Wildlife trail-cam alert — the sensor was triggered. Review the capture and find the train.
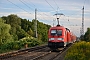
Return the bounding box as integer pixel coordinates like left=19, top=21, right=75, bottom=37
left=48, top=25, right=76, bottom=50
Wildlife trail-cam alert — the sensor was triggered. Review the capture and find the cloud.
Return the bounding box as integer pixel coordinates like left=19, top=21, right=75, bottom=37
left=1, top=0, right=90, bottom=37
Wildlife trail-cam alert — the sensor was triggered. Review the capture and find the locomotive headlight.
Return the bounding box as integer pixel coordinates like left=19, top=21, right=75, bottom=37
left=57, top=38, right=64, bottom=40
left=49, top=38, right=54, bottom=40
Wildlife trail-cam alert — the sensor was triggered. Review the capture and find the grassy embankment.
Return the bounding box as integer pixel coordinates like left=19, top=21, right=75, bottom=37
left=65, top=41, right=90, bottom=60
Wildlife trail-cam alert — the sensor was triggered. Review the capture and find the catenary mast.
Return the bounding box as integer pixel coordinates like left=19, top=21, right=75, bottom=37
left=82, top=6, right=84, bottom=35
left=35, top=9, right=37, bottom=38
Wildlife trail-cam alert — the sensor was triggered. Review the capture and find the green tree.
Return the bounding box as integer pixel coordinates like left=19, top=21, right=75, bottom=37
left=2, top=14, right=27, bottom=40
left=7, top=14, right=21, bottom=34
left=37, top=20, right=51, bottom=42
left=84, top=28, right=90, bottom=42
left=27, top=29, right=34, bottom=36
left=16, top=27, right=28, bottom=39
left=0, top=18, right=13, bottom=45
left=2, top=14, right=51, bottom=42
left=21, top=19, right=31, bottom=32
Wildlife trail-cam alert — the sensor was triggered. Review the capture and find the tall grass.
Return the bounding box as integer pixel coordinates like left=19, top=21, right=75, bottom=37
left=65, top=41, right=90, bottom=60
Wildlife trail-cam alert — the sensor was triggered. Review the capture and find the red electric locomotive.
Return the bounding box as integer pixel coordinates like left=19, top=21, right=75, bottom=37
left=48, top=25, right=71, bottom=50
left=48, top=13, right=76, bottom=50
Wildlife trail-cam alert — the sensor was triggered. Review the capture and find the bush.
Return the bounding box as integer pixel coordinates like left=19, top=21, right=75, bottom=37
left=0, top=37, right=43, bottom=53
left=20, top=38, right=42, bottom=47
left=65, top=41, right=90, bottom=60
left=0, top=41, right=21, bottom=50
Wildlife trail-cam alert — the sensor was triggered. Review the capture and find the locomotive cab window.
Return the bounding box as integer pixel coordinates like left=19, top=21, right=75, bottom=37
left=57, top=30, right=62, bottom=36
left=51, top=30, right=62, bottom=36
left=51, top=30, right=56, bottom=35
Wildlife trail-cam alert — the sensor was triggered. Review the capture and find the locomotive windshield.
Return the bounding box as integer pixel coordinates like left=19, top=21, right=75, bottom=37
left=51, top=30, right=62, bottom=36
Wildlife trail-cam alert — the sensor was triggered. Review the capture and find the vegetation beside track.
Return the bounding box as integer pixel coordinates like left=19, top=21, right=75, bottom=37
left=0, top=14, right=51, bottom=53
left=0, top=37, right=42, bottom=53
left=65, top=41, right=90, bottom=60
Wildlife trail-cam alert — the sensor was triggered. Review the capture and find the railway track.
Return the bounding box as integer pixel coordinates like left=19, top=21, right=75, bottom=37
left=0, top=44, right=72, bottom=60
left=31, top=44, right=72, bottom=60
left=31, top=48, right=65, bottom=60
left=0, top=45, right=48, bottom=60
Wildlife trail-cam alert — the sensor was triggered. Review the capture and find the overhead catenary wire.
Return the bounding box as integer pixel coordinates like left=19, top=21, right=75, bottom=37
left=45, top=0, right=56, bottom=11
left=20, top=0, right=54, bottom=21
left=7, top=0, right=31, bottom=14
left=26, top=0, right=54, bottom=18
left=26, top=0, right=36, bottom=8
left=53, top=0, right=58, bottom=9
left=52, top=0, right=78, bottom=27
left=44, top=0, right=65, bottom=25
left=7, top=0, right=57, bottom=24
left=19, top=0, right=34, bottom=11
left=53, top=0, right=62, bottom=13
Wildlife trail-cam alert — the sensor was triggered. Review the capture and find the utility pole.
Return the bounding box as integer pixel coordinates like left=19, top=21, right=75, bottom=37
left=82, top=6, right=84, bottom=35
left=35, top=8, right=37, bottom=38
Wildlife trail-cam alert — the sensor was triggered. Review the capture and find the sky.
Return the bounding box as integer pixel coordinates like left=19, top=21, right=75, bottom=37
left=0, top=0, right=90, bottom=37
